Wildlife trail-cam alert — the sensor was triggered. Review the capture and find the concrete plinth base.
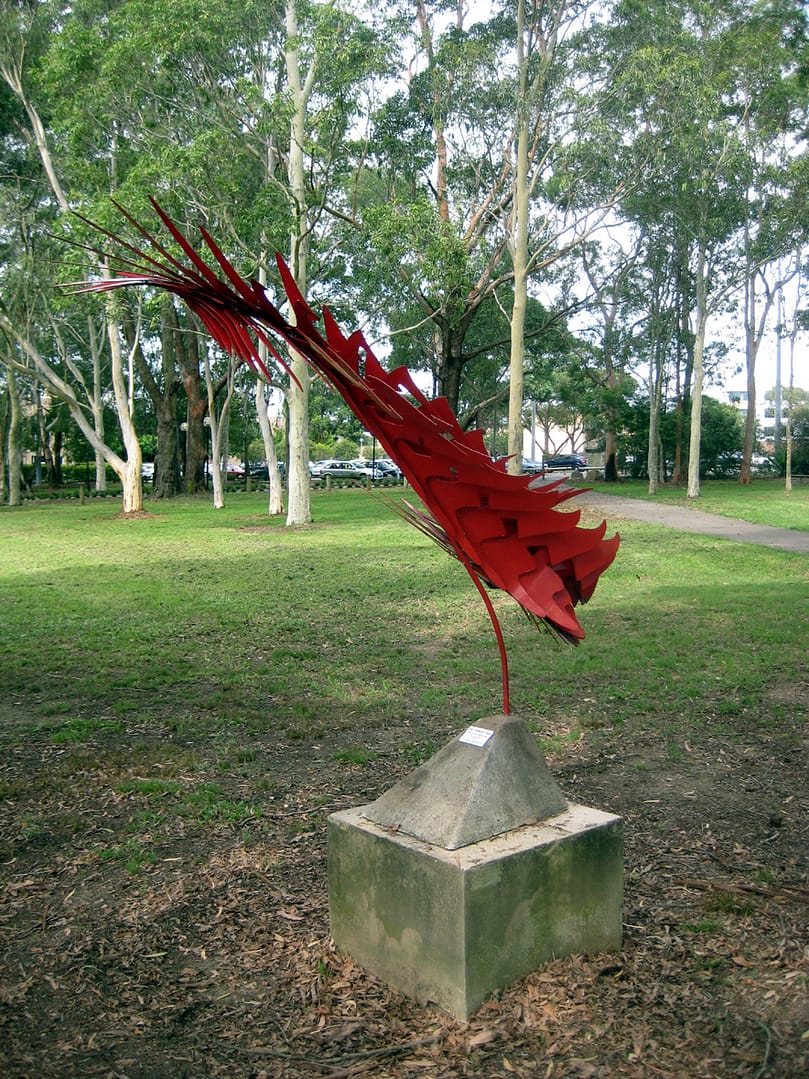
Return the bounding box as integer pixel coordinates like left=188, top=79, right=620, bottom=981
left=328, top=802, right=623, bottom=1020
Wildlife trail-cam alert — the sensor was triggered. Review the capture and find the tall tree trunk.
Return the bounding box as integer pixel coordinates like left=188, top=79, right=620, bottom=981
left=6, top=366, right=22, bottom=507
left=37, top=402, right=54, bottom=485
left=284, top=0, right=313, bottom=526
left=687, top=246, right=708, bottom=500
left=256, top=377, right=285, bottom=517
left=256, top=269, right=284, bottom=517
left=647, top=356, right=663, bottom=495
left=88, top=315, right=107, bottom=492
left=603, top=365, right=619, bottom=482
left=671, top=265, right=692, bottom=487
left=0, top=383, right=8, bottom=503
left=51, top=426, right=63, bottom=487
left=175, top=315, right=207, bottom=493
left=436, top=325, right=464, bottom=415
left=207, top=424, right=225, bottom=510
left=203, top=350, right=237, bottom=511
left=127, top=296, right=181, bottom=499
left=286, top=352, right=310, bottom=525
left=507, top=0, right=530, bottom=475
left=104, top=288, right=143, bottom=514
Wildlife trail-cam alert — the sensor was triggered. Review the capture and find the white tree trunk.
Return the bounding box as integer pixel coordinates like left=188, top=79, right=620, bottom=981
left=286, top=352, right=311, bottom=524
left=508, top=130, right=528, bottom=473
left=104, top=292, right=143, bottom=513
left=203, top=351, right=237, bottom=510
left=686, top=241, right=710, bottom=499
left=507, top=0, right=530, bottom=475
left=0, top=54, right=70, bottom=215
left=687, top=333, right=705, bottom=499
left=284, top=0, right=313, bottom=526
left=256, top=267, right=285, bottom=517
left=256, top=378, right=285, bottom=517
left=88, top=316, right=107, bottom=492
left=647, top=361, right=663, bottom=495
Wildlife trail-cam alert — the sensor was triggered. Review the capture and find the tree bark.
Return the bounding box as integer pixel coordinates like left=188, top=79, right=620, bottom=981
left=87, top=316, right=107, bottom=492
left=256, top=378, right=285, bottom=517
left=687, top=245, right=708, bottom=500
left=104, top=289, right=143, bottom=514
left=125, top=295, right=181, bottom=499
left=256, top=269, right=285, bottom=517
left=507, top=0, right=530, bottom=476
left=284, top=0, right=313, bottom=526
left=647, top=358, right=663, bottom=495
left=6, top=366, right=22, bottom=507
left=175, top=313, right=207, bottom=493
left=0, top=382, right=8, bottom=503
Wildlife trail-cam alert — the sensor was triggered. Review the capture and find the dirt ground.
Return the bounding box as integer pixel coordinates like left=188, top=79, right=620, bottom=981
left=0, top=688, right=807, bottom=1079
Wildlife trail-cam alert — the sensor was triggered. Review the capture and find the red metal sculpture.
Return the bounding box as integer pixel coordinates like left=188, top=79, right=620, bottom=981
left=76, top=200, right=619, bottom=713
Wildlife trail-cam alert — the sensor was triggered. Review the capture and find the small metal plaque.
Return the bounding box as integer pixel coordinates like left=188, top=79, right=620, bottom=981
left=458, top=725, right=494, bottom=748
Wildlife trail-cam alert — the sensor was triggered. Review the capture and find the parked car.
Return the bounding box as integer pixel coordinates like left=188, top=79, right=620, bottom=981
left=227, top=464, right=246, bottom=479
left=492, top=456, right=545, bottom=475
left=544, top=454, right=588, bottom=472
left=309, top=460, right=335, bottom=477
left=751, top=454, right=778, bottom=475
left=141, top=461, right=155, bottom=481
left=521, top=458, right=545, bottom=474
left=374, top=459, right=403, bottom=478
left=365, top=462, right=396, bottom=480
left=320, top=460, right=374, bottom=479
left=250, top=461, right=285, bottom=480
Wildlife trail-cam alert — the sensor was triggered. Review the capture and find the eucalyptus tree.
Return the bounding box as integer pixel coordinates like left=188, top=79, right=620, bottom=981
left=0, top=0, right=150, bottom=510
left=574, top=237, right=648, bottom=482
left=348, top=0, right=611, bottom=437
left=0, top=245, right=148, bottom=512
left=49, top=0, right=392, bottom=520
left=503, top=0, right=624, bottom=471
left=731, top=0, right=809, bottom=483
left=582, top=0, right=809, bottom=497
left=779, top=268, right=808, bottom=491
left=0, top=0, right=68, bottom=214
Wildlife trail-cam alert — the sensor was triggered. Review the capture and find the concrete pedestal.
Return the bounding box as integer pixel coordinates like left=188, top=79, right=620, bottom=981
left=328, top=802, right=623, bottom=1020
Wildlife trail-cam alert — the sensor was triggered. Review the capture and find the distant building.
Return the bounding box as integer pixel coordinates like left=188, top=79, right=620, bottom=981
left=725, top=387, right=785, bottom=450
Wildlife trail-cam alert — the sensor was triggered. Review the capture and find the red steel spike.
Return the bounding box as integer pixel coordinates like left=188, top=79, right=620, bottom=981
left=73, top=202, right=620, bottom=711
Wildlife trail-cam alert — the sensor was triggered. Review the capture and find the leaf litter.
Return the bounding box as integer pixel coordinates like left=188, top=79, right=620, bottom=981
left=0, top=702, right=806, bottom=1078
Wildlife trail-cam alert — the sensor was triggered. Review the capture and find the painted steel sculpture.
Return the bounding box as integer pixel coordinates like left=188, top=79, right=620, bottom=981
left=75, top=200, right=619, bottom=713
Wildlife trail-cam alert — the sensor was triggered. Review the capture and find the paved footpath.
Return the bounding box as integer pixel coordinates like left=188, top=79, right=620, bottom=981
left=575, top=489, right=809, bottom=555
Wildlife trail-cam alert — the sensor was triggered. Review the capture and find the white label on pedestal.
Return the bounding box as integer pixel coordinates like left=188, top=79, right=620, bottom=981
left=458, top=725, right=494, bottom=748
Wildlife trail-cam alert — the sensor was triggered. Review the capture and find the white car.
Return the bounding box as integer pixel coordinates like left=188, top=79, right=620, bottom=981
left=320, top=460, right=374, bottom=479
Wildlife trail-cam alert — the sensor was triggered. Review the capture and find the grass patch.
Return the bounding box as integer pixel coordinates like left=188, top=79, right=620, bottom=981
left=333, top=747, right=379, bottom=766
left=99, top=837, right=156, bottom=875
left=178, top=782, right=260, bottom=823
left=50, top=718, right=124, bottom=743
left=1, top=487, right=806, bottom=747
left=702, top=892, right=755, bottom=917
left=683, top=919, right=721, bottom=934
left=117, top=778, right=183, bottom=797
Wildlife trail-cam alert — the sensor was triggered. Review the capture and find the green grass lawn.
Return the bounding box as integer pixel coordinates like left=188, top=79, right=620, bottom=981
left=589, top=477, right=809, bottom=531
left=1, top=487, right=806, bottom=743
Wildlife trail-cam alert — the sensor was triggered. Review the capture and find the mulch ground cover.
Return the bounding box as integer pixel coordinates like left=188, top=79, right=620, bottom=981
left=1, top=701, right=807, bottom=1078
